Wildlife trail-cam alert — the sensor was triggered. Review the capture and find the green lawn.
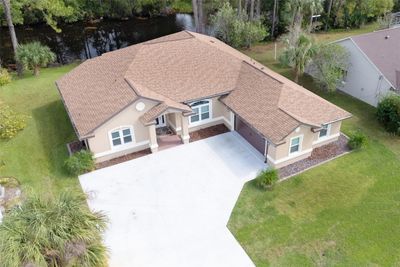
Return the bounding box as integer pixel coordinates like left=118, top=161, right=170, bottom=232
left=0, top=65, right=80, bottom=196
left=228, top=25, right=400, bottom=266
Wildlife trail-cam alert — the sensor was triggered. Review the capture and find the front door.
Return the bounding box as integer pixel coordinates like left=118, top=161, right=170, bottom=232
left=155, top=115, right=166, bottom=128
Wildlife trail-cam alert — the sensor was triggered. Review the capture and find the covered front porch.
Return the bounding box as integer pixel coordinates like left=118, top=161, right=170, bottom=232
left=96, top=123, right=229, bottom=169
left=146, top=112, right=190, bottom=153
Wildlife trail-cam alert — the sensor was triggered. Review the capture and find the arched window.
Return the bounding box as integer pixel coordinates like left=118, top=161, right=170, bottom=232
left=189, top=100, right=211, bottom=124
left=109, top=126, right=134, bottom=148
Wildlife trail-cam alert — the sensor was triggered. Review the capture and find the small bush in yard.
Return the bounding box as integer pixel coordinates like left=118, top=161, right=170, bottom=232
left=348, top=131, right=367, bottom=150
left=377, top=95, right=400, bottom=134
left=64, top=150, right=95, bottom=175
left=0, top=68, right=11, bottom=86
left=0, top=105, right=27, bottom=140
left=256, top=168, right=279, bottom=190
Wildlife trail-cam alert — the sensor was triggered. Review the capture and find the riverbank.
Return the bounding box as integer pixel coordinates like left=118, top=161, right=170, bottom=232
left=0, top=14, right=196, bottom=66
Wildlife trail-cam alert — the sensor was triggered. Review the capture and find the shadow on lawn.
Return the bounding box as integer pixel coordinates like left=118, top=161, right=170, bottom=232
left=32, top=100, right=77, bottom=178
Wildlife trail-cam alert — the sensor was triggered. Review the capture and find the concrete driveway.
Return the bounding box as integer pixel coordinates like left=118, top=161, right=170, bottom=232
left=79, top=132, right=265, bottom=267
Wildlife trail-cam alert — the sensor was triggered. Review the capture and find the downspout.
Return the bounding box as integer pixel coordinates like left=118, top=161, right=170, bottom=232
left=264, top=139, right=269, bottom=164
left=376, top=75, right=384, bottom=98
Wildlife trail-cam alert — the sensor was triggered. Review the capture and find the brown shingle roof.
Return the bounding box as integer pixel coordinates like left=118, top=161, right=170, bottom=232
left=350, top=27, right=400, bottom=89
left=56, top=45, right=141, bottom=138
left=57, top=31, right=351, bottom=143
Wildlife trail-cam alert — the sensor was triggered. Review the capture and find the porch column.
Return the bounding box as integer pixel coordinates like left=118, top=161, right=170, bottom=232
left=181, top=115, right=190, bottom=144
left=148, top=124, right=158, bottom=153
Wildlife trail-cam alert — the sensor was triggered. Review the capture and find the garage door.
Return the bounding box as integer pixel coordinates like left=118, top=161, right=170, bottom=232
left=235, top=116, right=265, bottom=155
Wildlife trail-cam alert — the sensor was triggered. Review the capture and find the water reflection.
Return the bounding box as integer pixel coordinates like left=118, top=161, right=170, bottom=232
left=0, top=14, right=197, bottom=65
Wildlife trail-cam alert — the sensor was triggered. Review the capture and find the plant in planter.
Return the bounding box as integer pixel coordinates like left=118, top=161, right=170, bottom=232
left=64, top=150, right=95, bottom=176
left=348, top=131, right=367, bottom=150
left=256, top=168, right=279, bottom=190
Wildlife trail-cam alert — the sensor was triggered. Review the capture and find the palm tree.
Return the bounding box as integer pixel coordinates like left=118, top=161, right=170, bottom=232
left=15, top=42, right=56, bottom=76
left=0, top=192, right=108, bottom=267
left=280, top=29, right=318, bottom=83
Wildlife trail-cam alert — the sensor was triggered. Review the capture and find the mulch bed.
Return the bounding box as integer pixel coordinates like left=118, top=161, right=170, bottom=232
left=190, top=124, right=229, bottom=142
left=279, top=134, right=350, bottom=179
left=95, top=149, right=151, bottom=170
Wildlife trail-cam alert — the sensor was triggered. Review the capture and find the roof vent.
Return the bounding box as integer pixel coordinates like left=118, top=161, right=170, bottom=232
left=385, top=35, right=390, bottom=39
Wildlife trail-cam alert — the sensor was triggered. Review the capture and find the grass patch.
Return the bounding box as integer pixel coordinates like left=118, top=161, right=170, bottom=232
left=229, top=23, right=400, bottom=266
left=0, top=65, right=80, bottom=196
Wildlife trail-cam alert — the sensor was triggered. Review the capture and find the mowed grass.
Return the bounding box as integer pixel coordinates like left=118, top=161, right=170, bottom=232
left=229, top=25, right=400, bottom=266
left=0, top=65, right=80, bottom=196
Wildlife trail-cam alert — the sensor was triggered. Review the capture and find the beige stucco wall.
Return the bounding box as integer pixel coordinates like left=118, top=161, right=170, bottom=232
left=188, top=97, right=232, bottom=132
left=267, top=121, right=342, bottom=168
left=88, top=98, right=158, bottom=162
left=312, top=121, right=342, bottom=148
left=166, top=113, right=182, bottom=133
left=88, top=96, right=232, bottom=162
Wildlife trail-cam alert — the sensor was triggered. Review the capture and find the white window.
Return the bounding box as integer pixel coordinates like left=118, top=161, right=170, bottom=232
left=289, top=136, right=302, bottom=154
left=319, top=124, right=331, bottom=139
left=110, top=127, right=134, bottom=147
left=189, top=100, right=211, bottom=124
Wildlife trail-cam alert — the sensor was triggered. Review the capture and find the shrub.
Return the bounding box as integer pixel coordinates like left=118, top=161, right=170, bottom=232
left=211, top=2, right=268, bottom=48
left=15, top=42, right=56, bottom=76
left=171, top=0, right=192, bottom=13
left=64, top=150, right=95, bottom=175
left=377, top=95, right=400, bottom=134
left=0, top=192, right=108, bottom=267
left=0, top=105, right=27, bottom=140
left=308, top=43, right=350, bottom=92
left=256, top=168, right=279, bottom=190
left=0, top=68, right=11, bottom=86
left=348, top=131, right=367, bottom=150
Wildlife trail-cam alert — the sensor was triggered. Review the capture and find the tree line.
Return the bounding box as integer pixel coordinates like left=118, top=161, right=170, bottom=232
left=1, top=0, right=398, bottom=32
left=0, top=0, right=398, bottom=73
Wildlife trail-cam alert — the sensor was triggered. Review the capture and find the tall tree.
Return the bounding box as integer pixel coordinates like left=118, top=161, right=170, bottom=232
left=192, top=0, right=204, bottom=33
left=325, top=0, right=334, bottom=31
left=308, top=0, right=323, bottom=32
left=255, top=0, right=261, bottom=19
left=0, top=0, right=22, bottom=75
left=271, top=0, right=279, bottom=38
left=250, top=0, right=255, bottom=20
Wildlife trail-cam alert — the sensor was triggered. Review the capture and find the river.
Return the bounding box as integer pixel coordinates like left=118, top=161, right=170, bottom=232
left=0, top=14, right=201, bottom=65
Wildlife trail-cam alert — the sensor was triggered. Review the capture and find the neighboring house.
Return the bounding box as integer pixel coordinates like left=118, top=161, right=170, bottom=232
left=56, top=31, right=351, bottom=168
left=334, top=27, right=400, bottom=107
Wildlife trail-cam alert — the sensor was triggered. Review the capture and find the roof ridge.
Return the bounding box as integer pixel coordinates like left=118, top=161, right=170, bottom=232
left=142, top=31, right=194, bottom=45
left=241, top=60, right=284, bottom=85
left=351, top=26, right=400, bottom=40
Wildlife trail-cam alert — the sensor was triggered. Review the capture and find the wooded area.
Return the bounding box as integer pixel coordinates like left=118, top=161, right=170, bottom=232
left=1, top=0, right=399, bottom=34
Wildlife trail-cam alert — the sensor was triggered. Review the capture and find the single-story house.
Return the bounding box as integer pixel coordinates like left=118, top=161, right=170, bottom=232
left=334, top=27, right=400, bottom=107
left=56, top=31, right=351, bottom=168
